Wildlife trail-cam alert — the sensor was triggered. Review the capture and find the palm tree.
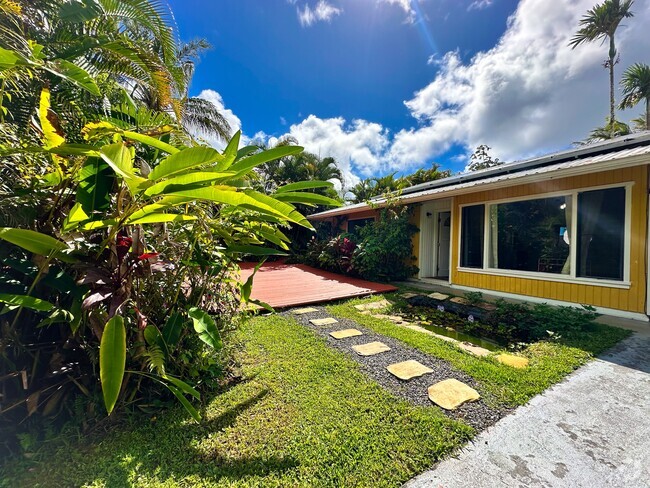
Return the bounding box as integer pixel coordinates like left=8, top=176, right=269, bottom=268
left=570, top=0, right=634, bottom=137
left=581, top=117, right=631, bottom=144
left=619, top=63, right=650, bottom=130
left=133, top=38, right=232, bottom=142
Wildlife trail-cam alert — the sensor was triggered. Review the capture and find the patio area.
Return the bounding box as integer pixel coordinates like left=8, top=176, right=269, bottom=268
left=239, top=261, right=397, bottom=308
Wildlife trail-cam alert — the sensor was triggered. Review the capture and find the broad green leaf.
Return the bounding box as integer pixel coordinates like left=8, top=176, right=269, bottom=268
left=100, top=143, right=149, bottom=194
left=0, top=228, right=74, bottom=262
left=37, top=308, right=74, bottom=328
left=100, top=315, right=126, bottom=415
left=0, top=46, right=33, bottom=70
left=241, top=260, right=265, bottom=303
left=165, top=186, right=303, bottom=226
left=39, top=88, right=65, bottom=149
left=188, top=307, right=222, bottom=350
left=44, top=59, right=100, bottom=96
left=221, top=131, right=241, bottom=168
left=76, top=157, right=113, bottom=215
left=144, top=171, right=235, bottom=197
left=243, top=190, right=313, bottom=229
left=62, top=202, right=90, bottom=231
left=275, top=181, right=334, bottom=193
left=144, top=324, right=167, bottom=355
left=236, top=145, right=258, bottom=160
left=127, top=213, right=197, bottom=225
left=0, top=293, right=54, bottom=312
left=122, top=130, right=178, bottom=155
left=227, top=245, right=287, bottom=256
left=273, top=191, right=342, bottom=207
left=228, top=145, right=303, bottom=176
left=162, top=312, right=184, bottom=350
left=148, top=147, right=225, bottom=181
left=165, top=383, right=201, bottom=422
left=162, top=375, right=200, bottom=400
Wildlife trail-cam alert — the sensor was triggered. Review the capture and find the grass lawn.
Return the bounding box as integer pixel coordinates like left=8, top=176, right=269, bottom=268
left=2, top=294, right=631, bottom=487
left=2, top=313, right=472, bottom=488
left=328, top=294, right=632, bottom=407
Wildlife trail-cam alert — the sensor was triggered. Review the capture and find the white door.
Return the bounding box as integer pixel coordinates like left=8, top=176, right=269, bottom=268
left=436, top=211, right=451, bottom=278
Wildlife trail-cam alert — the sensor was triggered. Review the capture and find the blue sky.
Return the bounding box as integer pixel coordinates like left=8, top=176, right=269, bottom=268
left=168, top=0, right=650, bottom=187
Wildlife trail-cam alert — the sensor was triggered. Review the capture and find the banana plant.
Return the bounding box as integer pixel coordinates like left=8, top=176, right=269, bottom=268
left=0, top=87, right=341, bottom=419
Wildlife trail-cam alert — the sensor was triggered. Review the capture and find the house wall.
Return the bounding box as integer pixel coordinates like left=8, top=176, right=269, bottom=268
left=449, top=165, right=649, bottom=313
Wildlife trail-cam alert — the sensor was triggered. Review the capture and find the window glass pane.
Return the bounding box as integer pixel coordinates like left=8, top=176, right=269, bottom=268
left=488, top=196, right=570, bottom=274
left=577, top=187, right=625, bottom=280
left=460, top=205, right=484, bottom=268
left=347, top=218, right=374, bottom=236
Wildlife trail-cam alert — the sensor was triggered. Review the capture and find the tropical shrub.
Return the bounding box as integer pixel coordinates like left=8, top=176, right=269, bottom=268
left=351, top=206, right=419, bottom=282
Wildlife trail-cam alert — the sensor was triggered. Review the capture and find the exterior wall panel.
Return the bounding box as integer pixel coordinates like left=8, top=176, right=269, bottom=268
left=450, top=165, right=648, bottom=312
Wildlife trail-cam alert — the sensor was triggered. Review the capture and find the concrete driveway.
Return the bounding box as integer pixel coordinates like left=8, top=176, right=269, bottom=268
left=405, top=333, right=650, bottom=488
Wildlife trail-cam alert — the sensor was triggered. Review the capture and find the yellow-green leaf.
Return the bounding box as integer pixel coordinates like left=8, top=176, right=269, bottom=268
left=100, top=315, right=126, bottom=415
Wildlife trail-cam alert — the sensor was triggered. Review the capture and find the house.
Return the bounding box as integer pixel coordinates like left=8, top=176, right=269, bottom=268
left=309, top=132, right=650, bottom=321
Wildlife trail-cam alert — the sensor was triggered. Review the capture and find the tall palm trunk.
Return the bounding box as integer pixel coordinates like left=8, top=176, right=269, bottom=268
left=646, top=98, right=650, bottom=129
left=609, top=36, right=616, bottom=137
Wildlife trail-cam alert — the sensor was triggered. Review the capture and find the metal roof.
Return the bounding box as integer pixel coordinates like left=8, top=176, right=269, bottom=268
left=310, top=133, right=650, bottom=220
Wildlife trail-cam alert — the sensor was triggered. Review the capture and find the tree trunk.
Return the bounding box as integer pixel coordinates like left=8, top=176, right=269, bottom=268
left=609, top=37, right=616, bottom=138
left=646, top=98, right=649, bottom=130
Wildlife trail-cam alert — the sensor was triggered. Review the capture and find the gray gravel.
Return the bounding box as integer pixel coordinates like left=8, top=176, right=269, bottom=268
left=285, top=306, right=509, bottom=432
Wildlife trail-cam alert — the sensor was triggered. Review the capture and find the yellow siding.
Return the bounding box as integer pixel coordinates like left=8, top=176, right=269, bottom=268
left=450, top=165, right=648, bottom=313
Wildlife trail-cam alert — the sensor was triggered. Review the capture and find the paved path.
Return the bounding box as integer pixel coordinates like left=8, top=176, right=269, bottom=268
left=405, top=333, right=650, bottom=488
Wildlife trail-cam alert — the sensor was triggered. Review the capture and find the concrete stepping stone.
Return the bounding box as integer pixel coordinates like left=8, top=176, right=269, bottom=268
left=352, top=341, right=391, bottom=356
left=450, top=296, right=470, bottom=305
left=310, top=317, right=338, bottom=326
left=386, top=360, right=434, bottom=380
left=371, top=313, right=408, bottom=324
left=428, top=292, right=450, bottom=300
left=400, top=292, right=419, bottom=299
left=354, top=299, right=390, bottom=311
left=293, top=307, right=319, bottom=314
left=458, top=342, right=492, bottom=357
left=330, top=328, right=363, bottom=339
left=496, top=354, right=529, bottom=369
left=428, top=378, right=480, bottom=410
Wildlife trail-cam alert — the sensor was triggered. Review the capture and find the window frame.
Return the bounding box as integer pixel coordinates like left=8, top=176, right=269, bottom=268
left=457, top=182, right=633, bottom=288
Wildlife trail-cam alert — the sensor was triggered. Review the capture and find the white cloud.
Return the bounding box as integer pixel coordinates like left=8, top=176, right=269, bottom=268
left=467, top=0, right=493, bottom=11
left=395, top=0, right=650, bottom=164
left=194, top=89, right=241, bottom=149
left=380, top=0, right=417, bottom=23
left=297, top=0, right=342, bottom=27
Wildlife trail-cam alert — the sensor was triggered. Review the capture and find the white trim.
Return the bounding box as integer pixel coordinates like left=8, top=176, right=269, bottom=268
left=457, top=182, right=633, bottom=287
left=457, top=267, right=631, bottom=289
left=442, top=282, right=649, bottom=322
left=448, top=197, right=454, bottom=285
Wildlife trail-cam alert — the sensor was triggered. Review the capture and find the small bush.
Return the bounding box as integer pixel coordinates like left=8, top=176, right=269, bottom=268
left=351, top=206, right=419, bottom=282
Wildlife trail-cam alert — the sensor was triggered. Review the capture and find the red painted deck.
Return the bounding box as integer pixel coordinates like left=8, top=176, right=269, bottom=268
left=239, top=262, right=397, bottom=308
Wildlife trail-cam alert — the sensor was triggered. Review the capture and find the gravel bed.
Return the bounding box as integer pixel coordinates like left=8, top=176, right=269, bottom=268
left=285, top=306, right=509, bottom=432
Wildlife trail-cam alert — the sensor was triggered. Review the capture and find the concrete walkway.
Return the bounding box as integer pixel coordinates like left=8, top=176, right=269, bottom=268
left=405, top=333, right=650, bottom=488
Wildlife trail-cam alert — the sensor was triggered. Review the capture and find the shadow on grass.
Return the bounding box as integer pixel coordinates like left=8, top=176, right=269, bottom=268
left=57, top=384, right=299, bottom=487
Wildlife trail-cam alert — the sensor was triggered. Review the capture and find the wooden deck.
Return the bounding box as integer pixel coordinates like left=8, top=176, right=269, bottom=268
left=239, top=262, right=397, bottom=309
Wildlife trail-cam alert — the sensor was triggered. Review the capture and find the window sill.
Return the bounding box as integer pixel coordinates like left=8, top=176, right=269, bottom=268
left=456, top=267, right=631, bottom=289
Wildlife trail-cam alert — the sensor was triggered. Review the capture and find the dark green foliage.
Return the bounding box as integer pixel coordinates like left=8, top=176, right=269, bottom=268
left=351, top=206, right=419, bottom=282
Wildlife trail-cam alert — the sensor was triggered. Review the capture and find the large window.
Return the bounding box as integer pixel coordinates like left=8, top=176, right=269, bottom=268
left=488, top=196, right=570, bottom=274
left=577, top=187, right=625, bottom=280
left=460, top=204, right=484, bottom=268
left=459, top=186, right=629, bottom=283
